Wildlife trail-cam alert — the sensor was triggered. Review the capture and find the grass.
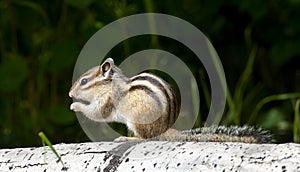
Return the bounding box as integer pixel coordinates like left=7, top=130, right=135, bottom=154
left=38, top=131, right=67, bottom=170
left=294, top=99, right=300, bottom=143
left=248, top=93, right=300, bottom=124
left=224, top=44, right=258, bottom=125
left=198, top=27, right=300, bottom=142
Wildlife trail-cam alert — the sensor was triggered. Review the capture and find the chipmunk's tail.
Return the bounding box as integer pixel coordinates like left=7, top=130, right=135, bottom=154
left=180, top=125, right=273, bottom=143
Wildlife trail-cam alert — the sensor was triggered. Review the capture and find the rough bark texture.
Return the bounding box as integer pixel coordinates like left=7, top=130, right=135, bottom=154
left=1, top=141, right=300, bottom=171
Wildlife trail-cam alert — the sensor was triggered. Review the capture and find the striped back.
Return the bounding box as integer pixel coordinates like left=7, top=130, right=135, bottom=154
left=131, top=73, right=179, bottom=129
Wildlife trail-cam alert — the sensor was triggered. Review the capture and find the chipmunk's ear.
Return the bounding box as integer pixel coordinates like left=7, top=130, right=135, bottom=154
left=100, top=58, right=114, bottom=77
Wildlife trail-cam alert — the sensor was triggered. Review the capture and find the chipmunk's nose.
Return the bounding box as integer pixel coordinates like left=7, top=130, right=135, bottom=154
left=69, top=89, right=74, bottom=98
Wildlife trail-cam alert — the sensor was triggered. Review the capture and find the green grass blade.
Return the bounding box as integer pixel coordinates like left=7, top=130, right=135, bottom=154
left=205, top=38, right=227, bottom=126
left=294, top=99, right=300, bottom=143
left=248, top=93, right=300, bottom=124
left=38, top=131, right=65, bottom=167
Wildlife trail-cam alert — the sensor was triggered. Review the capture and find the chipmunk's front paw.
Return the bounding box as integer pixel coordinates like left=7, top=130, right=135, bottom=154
left=114, top=136, right=143, bottom=142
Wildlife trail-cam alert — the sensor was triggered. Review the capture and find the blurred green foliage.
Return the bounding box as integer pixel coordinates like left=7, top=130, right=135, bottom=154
left=0, top=0, right=300, bottom=147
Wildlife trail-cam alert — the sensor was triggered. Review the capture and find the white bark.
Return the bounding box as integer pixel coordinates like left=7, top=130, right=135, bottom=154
left=0, top=141, right=300, bottom=171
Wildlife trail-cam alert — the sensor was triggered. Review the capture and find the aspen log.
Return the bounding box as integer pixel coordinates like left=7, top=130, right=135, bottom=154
left=1, top=141, right=300, bottom=171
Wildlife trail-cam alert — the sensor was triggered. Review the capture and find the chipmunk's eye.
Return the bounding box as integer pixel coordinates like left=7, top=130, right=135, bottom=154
left=80, top=78, right=88, bottom=86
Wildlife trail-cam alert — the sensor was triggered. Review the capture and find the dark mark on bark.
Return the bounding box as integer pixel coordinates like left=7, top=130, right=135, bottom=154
left=103, top=141, right=143, bottom=172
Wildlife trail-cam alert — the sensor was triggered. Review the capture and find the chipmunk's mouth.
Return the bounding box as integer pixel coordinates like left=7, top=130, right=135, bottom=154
left=72, top=98, right=90, bottom=105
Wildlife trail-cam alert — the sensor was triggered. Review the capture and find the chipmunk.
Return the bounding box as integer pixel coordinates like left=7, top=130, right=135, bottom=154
left=69, top=58, right=272, bottom=143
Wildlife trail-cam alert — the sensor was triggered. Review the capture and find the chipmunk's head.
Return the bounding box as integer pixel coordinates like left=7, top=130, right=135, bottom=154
left=69, top=58, right=124, bottom=121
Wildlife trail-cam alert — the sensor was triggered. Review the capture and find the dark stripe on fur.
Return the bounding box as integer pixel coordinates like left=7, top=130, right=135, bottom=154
left=129, top=85, right=162, bottom=109
left=101, top=97, right=115, bottom=119
left=131, top=75, right=173, bottom=124
left=81, top=78, right=112, bottom=91
left=170, top=88, right=178, bottom=126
